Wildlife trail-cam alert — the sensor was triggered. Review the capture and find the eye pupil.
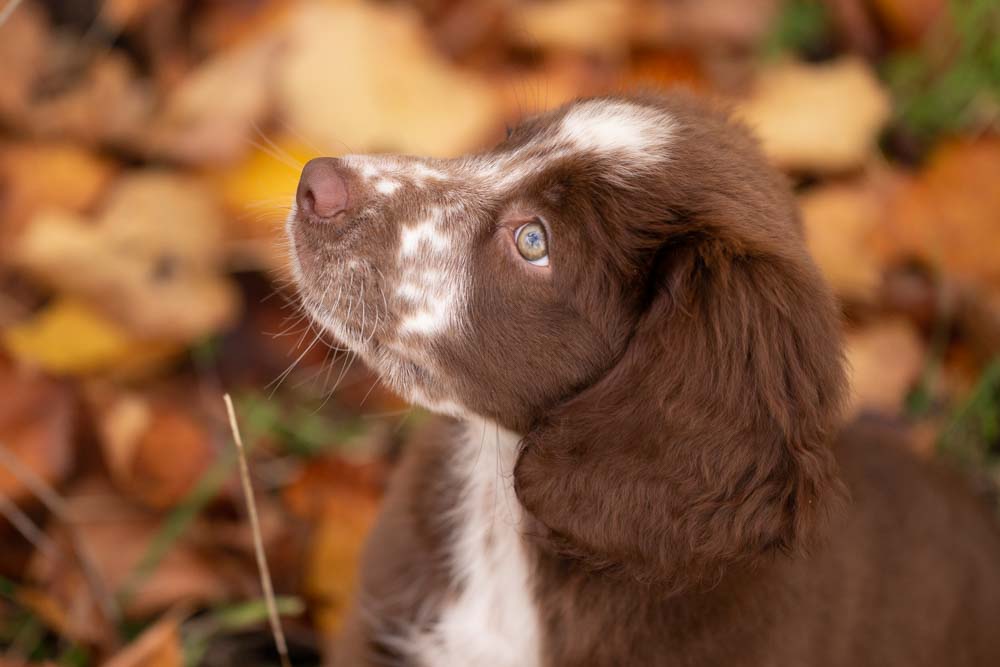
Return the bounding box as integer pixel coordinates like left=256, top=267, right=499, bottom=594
left=515, top=221, right=549, bottom=266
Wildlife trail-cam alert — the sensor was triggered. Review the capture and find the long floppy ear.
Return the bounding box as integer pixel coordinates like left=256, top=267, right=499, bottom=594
left=514, top=236, right=848, bottom=591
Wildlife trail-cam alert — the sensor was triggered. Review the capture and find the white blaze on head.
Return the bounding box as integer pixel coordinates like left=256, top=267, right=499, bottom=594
left=557, top=100, right=674, bottom=161
left=413, top=163, right=448, bottom=181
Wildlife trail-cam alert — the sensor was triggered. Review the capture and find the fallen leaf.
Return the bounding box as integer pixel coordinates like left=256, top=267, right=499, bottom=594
left=103, top=614, right=183, bottom=667
left=0, top=656, right=56, bottom=667
left=870, top=0, right=946, bottom=45
left=142, top=34, right=283, bottom=165
left=285, top=457, right=382, bottom=635
left=0, top=367, right=74, bottom=504
left=0, top=1, right=50, bottom=122
left=631, top=0, right=779, bottom=51
left=19, top=50, right=151, bottom=147
left=102, top=0, right=173, bottom=32
left=283, top=457, right=384, bottom=521
left=624, top=50, right=707, bottom=91
left=276, top=3, right=500, bottom=158
left=95, top=390, right=214, bottom=510
left=738, top=57, right=891, bottom=172
left=1, top=298, right=179, bottom=377
left=12, top=171, right=239, bottom=342
left=845, top=319, right=926, bottom=416
left=508, top=0, right=631, bottom=57
left=799, top=173, right=901, bottom=302
left=875, top=137, right=1000, bottom=295
left=212, top=138, right=318, bottom=274
left=0, top=141, right=117, bottom=241
left=495, top=57, right=603, bottom=126
left=27, top=478, right=234, bottom=624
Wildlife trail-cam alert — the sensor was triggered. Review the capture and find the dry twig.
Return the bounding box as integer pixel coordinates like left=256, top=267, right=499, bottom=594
left=223, top=393, right=293, bottom=667
left=0, top=0, right=23, bottom=28
left=0, top=490, right=60, bottom=561
left=0, top=444, right=121, bottom=642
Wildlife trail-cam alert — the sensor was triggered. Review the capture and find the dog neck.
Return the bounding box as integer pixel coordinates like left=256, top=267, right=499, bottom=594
left=407, top=415, right=542, bottom=666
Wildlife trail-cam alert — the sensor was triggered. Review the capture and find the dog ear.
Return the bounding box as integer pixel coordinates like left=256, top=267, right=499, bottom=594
left=514, top=238, right=849, bottom=591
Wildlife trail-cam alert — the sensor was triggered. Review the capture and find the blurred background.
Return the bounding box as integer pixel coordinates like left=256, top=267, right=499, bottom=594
left=0, top=0, right=998, bottom=664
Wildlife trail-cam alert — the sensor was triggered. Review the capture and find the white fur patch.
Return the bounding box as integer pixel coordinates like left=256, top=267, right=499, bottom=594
left=399, top=213, right=446, bottom=257
left=409, top=418, right=541, bottom=667
left=413, top=163, right=448, bottom=180
left=558, top=99, right=672, bottom=157
left=375, top=178, right=401, bottom=195
left=395, top=204, right=467, bottom=339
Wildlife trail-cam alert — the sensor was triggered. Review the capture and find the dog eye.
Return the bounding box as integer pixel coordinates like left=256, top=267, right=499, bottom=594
left=515, top=221, right=549, bottom=266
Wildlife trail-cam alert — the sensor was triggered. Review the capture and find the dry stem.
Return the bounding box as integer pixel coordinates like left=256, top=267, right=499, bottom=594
left=223, top=393, right=292, bottom=667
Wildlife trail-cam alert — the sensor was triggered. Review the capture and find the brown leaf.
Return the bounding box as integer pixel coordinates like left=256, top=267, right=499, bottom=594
left=94, top=390, right=214, bottom=510
left=0, top=367, right=74, bottom=504
left=0, top=1, right=50, bottom=121
left=799, top=172, right=902, bottom=302
left=142, top=35, right=283, bottom=165
left=103, top=614, right=183, bottom=667
left=845, top=319, right=926, bottom=416
left=27, top=478, right=233, bottom=625
left=12, top=171, right=239, bottom=342
left=876, top=137, right=1000, bottom=295
left=0, top=141, right=117, bottom=242
left=19, top=51, right=152, bottom=147
left=738, top=57, right=891, bottom=173
left=870, top=0, right=946, bottom=45
left=631, top=0, right=779, bottom=51
left=508, top=0, right=631, bottom=57
left=285, top=457, right=382, bottom=635
left=276, top=3, right=500, bottom=157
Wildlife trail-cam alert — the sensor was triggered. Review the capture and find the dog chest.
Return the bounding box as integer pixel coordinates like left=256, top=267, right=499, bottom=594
left=408, top=418, right=542, bottom=667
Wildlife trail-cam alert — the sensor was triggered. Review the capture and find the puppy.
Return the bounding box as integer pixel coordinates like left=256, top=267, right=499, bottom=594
left=287, top=92, right=1000, bottom=666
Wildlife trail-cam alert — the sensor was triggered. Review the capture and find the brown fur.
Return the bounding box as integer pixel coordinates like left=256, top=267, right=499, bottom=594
left=288, top=92, right=1000, bottom=666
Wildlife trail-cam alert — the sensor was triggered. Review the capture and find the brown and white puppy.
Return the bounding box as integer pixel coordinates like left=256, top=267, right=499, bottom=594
left=287, top=92, right=1000, bottom=667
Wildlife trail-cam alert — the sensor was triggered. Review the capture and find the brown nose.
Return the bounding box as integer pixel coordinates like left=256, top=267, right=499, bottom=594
left=296, top=158, right=349, bottom=220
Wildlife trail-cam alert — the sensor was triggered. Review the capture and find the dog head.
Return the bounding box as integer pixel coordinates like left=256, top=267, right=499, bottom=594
left=288, top=92, right=847, bottom=588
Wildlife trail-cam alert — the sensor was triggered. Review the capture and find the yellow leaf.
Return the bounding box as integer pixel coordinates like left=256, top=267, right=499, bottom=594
left=276, top=3, right=500, bottom=159
left=211, top=138, right=318, bottom=273
left=214, top=138, right=316, bottom=220
left=738, top=57, right=891, bottom=173
left=2, top=299, right=177, bottom=377
left=306, top=504, right=378, bottom=636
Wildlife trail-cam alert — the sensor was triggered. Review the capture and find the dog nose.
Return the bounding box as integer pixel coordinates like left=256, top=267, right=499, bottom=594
left=296, top=158, right=349, bottom=220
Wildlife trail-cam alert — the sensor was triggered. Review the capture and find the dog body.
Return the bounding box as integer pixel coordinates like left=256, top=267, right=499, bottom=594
left=334, top=417, right=1000, bottom=667
left=287, top=92, right=1000, bottom=666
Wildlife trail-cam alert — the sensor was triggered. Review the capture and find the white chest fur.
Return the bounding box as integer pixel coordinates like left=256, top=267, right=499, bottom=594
left=410, top=417, right=542, bottom=667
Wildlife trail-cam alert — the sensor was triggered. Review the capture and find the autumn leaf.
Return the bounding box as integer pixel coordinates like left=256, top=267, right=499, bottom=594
left=508, top=0, right=631, bottom=57
left=276, top=3, right=500, bottom=158
left=12, top=171, right=239, bottom=342
left=103, top=614, right=183, bottom=667
left=284, top=457, right=383, bottom=635
left=1, top=298, right=178, bottom=377
left=93, top=390, right=215, bottom=510
left=876, top=137, right=1000, bottom=295
left=738, top=57, right=891, bottom=172
left=799, top=171, right=904, bottom=302
left=0, top=142, right=117, bottom=242
left=0, top=368, right=74, bottom=504
left=845, top=319, right=927, bottom=416
left=27, top=479, right=234, bottom=623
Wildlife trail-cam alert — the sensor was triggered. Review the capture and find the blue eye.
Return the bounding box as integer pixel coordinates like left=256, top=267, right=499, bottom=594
left=515, top=221, right=549, bottom=267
